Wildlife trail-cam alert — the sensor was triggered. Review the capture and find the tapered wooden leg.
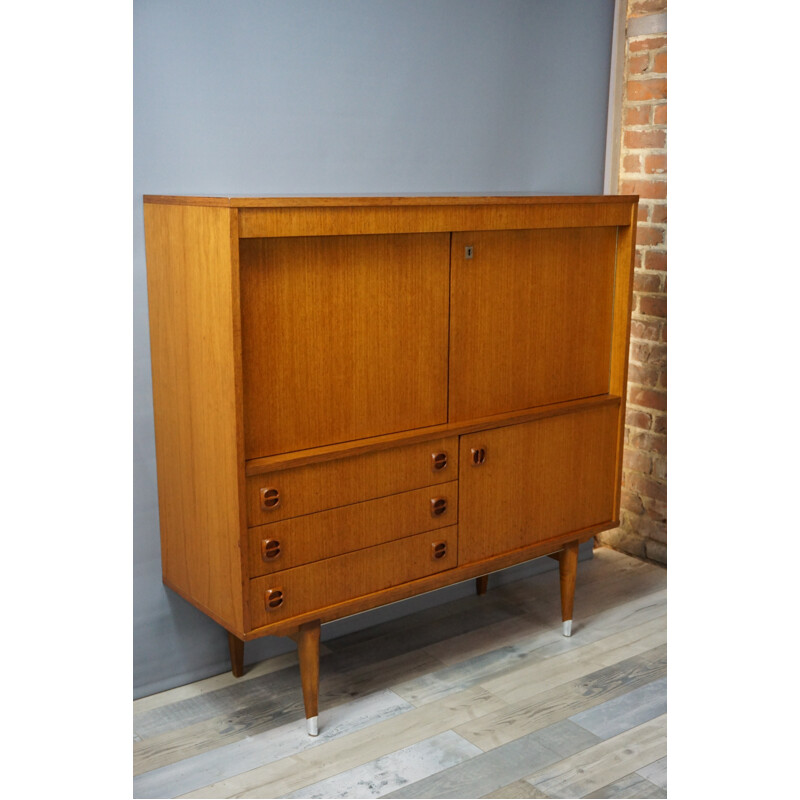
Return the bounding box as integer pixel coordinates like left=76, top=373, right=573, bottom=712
left=296, top=619, right=321, bottom=736
left=476, top=575, right=489, bottom=595
left=228, top=632, right=245, bottom=678
left=558, top=541, right=579, bottom=637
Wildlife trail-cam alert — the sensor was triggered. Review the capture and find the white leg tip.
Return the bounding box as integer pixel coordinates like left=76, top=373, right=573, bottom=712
left=307, top=716, right=318, bottom=736
left=562, top=620, right=572, bottom=637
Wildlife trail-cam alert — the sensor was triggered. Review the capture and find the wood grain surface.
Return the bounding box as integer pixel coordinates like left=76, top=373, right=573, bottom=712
left=143, top=202, right=246, bottom=632
left=248, top=527, right=459, bottom=627
left=245, top=437, right=458, bottom=525
left=237, top=202, right=632, bottom=238
left=248, top=482, right=458, bottom=577
left=458, top=405, right=619, bottom=563
left=449, top=227, right=617, bottom=421
left=239, top=233, right=450, bottom=458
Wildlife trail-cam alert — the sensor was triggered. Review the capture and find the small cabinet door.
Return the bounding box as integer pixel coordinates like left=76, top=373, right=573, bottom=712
left=458, top=404, right=619, bottom=564
left=449, top=227, right=618, bottom=421
left=240, top=233, right=450, bottom=458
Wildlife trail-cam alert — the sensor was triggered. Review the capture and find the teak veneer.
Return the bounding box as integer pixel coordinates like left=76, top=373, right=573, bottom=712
left=143, top=194, right=638, bottom=736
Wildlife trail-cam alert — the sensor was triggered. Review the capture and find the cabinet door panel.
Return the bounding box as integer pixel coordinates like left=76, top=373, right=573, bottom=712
left=240, top=233, right=450, bottom=458
left=458, top=405, right=619, bottom=564
left=449, top=228, right=617, bottom=421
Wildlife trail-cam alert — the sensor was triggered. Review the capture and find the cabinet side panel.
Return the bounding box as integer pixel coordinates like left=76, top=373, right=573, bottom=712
left=609, top=202, right=639, bottom=518
left=144, top=203, right=244, bottom=632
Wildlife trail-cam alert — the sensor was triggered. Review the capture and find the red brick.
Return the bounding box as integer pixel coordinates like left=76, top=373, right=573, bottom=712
left=630, top=431, right=666, bottom=455
left=653, top=103, right=667, bottom=125
left=658, top=367, right=667, bottom=389
left=653, top=414, right=667, bottom=434
left=633, top=271, right=662, bottom=293
left=634, top=250, right=642, bottom=270
left=642, top=519, right=669, bottom=545
left=637, top=204, right=650, bottom=222
left=627, top=53, right=650, bottom=75
left=621, top=179, right=667, bottom=200
left=628, top=362, right=660, bottom=387
left=652, top=50, right=667, bottom=74
left=651, top=203, right=667, bottom=223
left=635, top=225, right=665, bottom=246
left=628, top=386, right=667, bottom=411
left=626, top=472, right=667, bottom=503
left=623, top=154, right=642, bottom=174
left=627, top=78, right=667, bottom=102
left=620, top=488, right=646, bottom=514
left=630, top=341, right=650, bottom=362
left=644, top=497, right=667, bottom=520
left=644, top=250, right=667, bottom=270
left=628, top=36, right=667, bottom=53
left=652, top=455, right=667, bottom=481
left=639, top=294, right=667, bottom=317
left=630, top=319, right=662, bottom=341
left=646, top=343, right=667, bottom=364
left=629, top=0, right=667, bottom=15
left=624, top=448, right=652, bottom=474
left=645, top=154, right=667, bottom=174
left=630, top=341, right=667, bottom=364
left=624, top=105, right=651, bottom=126
left=626, top=409, right=652, bottom=429
left=623, top=128, right=666, bottom=149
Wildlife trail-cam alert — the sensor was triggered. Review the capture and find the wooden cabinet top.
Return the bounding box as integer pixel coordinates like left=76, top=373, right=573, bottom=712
left=144, top=194, right=637, bottom=208
left=144, top=195, right=638, bottom=239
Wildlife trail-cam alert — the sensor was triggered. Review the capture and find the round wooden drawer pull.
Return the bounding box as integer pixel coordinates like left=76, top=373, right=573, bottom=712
left=431, top=452, right=448, bottom=471
left=260, top=487, right=281, bottom=511
left=431, top=541, right=448, bottom=560
left=261, top=539, right=281, bottom=561
left=430, top=497, right=447, bottom=517
left=265, top=588, right=284, bottom=609
left=470, top=447, right=486, bottom=466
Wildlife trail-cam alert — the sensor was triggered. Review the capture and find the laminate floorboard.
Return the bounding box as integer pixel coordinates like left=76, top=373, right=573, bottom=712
left=133, top=547, right=666, bottom=799
left=584, top=772, right=666, bottom=799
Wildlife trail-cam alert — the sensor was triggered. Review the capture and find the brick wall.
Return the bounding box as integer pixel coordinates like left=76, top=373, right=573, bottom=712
left=598, top=0, right=667, bottom=564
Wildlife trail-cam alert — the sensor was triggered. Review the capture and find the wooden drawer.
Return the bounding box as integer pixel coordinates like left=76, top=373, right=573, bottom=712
left=249, top=526, right=458, bottom=627
left=245, top=437, right=458, bottom=525
left=248, top=482, right=458, bottom=577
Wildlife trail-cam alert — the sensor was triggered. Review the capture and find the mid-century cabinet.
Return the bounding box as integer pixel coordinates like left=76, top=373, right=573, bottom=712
left=143, top=194, right=638, bottom=735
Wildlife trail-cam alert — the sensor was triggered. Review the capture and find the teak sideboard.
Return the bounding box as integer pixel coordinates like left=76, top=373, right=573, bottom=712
left=143, top=194, right=638, bottom=736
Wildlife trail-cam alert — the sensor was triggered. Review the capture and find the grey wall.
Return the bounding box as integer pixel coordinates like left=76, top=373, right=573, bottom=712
left=134, top=0, right=615, bottom=699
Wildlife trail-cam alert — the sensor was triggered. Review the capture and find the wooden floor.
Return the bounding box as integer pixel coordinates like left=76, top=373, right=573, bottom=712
left=133, top=548, right=667, bottom=799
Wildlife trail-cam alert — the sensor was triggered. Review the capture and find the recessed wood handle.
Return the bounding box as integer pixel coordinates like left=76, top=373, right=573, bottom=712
left=471, top=447, right=486, bottom=466
left=260, top=487, right=281, bottom=511
left=431, top=452, right=448, bottom=471
left=430, top=497, right=447, bottom=517
left=431, top=541, right=447, bottom=560
left=265, top=588, right=284, bottom=609
left=261, top=539, right=281, bottom=561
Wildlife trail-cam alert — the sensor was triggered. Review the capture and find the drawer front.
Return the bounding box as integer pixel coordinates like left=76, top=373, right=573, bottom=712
left=249, top=526, right=458, bottom=627
left=249, top=482, right=458, bottom=577
left=246, top=437, right=458, bottom=525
